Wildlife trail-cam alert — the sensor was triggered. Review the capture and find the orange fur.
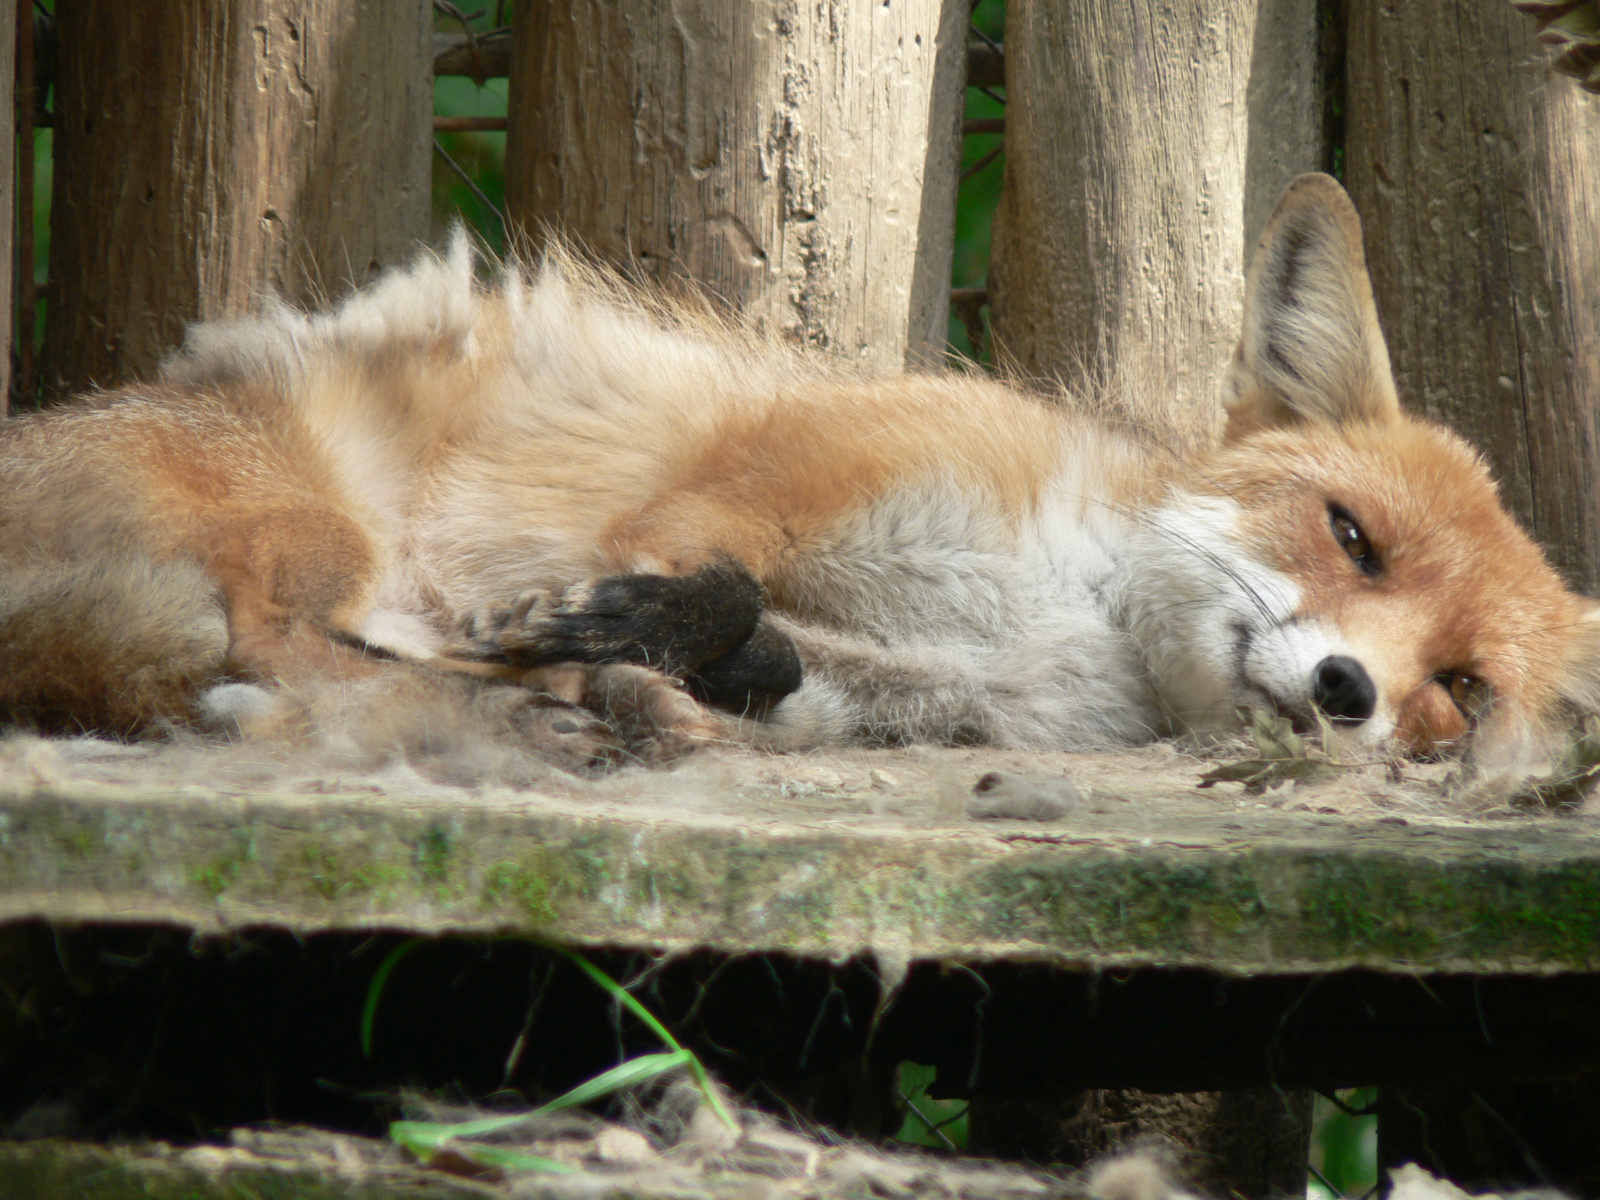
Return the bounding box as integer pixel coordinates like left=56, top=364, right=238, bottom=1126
left=1204, top=418, right=1581, bottom=755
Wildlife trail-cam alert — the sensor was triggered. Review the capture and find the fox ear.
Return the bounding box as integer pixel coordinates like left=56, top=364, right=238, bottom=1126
left=1223, top=173, right=1401, bottom=442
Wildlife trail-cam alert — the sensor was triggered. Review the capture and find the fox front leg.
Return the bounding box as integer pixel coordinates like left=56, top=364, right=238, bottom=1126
left=448, top=559, right=803, bottom=716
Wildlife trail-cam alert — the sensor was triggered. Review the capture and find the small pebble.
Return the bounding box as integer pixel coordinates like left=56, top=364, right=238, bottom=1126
left=967, top=771, right=1081, bottom=821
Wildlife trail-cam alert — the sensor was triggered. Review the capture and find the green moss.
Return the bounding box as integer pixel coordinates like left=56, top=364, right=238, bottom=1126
left=413, top=823, right=453, bottom=883
left=301, top=847, right=345, bottom=901
left=1292, top=854, right=1600, bottom=965
left=974, top=854, right=1269, bottom=958
left=55, top=825, right=94, bottom=858
left=286, top=843, right=408, bottom=904
left=190, top=832, right=255, bottom=900
left=10, top=786, right=1600, bottom=972
left=191, top=859, right=238, bottom=900
left=482, top=859, right=558, bottom=925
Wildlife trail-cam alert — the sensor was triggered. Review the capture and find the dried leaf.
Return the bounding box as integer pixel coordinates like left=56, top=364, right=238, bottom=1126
left=1239, top=705, right=1305, bottom=760
left=1201, top=707, right=1338, bottom=793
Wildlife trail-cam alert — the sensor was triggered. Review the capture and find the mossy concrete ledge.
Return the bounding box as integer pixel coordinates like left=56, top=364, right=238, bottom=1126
left=1, top=779, right=1599, bottom=973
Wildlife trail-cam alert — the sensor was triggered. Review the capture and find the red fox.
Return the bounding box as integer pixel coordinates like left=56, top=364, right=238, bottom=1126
left=1, top=174, right=1594, bottom=780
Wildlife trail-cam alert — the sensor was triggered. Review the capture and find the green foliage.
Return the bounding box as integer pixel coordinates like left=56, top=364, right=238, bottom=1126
left=1308, top=1089, right=1378, bottom=1200
left=368, top=939, right=737, bottom=1177
left=891, top=1062, right=969, bottom=1151
left=948, top=0, right=1006, bottom=364
left=432, top=73, right=508, bottom=256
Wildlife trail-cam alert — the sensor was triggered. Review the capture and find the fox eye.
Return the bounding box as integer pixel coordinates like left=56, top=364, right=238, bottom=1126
left=1328, top=504, right=1379, bottom=576
left=1437, top=671, right=1491, bottom=719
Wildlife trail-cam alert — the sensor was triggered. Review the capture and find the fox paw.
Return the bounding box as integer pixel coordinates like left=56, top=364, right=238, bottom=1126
left=448, top=563, right=764, bottom=676
left=519, top=663, right=725, bottom=766
left=446, top=566, right=803, bottom=717
left=502, top=691, right=626, bottom=773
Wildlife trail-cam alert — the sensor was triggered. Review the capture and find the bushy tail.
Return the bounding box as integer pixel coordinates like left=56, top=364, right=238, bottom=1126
left=0, top=553, right=229, bottom=735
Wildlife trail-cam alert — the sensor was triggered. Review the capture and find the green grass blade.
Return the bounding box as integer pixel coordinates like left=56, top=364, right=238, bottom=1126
left=540, top=942, right=741, bottom=1134
left=392, top=1116, right=538, bottom=1146
left=386, top=1050, right=689, bottom=1153
left=361, top=937, right=424, bottom=1058
left=543, top=943, right=681, bottom=1051
left=389, top=1121, right=573, bottom=1174
left=534, top=1049, right=692, bottom=1112
left=456, top=1144, right=575, bottom=1173
left=683, top=1056, right=740, bottom=1133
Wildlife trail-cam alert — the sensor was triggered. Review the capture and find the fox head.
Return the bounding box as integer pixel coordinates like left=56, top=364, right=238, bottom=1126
left=1133, top=172, right=1600, bottom=775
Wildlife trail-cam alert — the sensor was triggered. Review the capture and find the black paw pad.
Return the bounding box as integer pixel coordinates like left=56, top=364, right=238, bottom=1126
left=687, top=617, right=803, bottom=717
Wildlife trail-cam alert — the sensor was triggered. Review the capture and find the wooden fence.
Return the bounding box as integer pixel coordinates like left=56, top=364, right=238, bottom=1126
left=5, top=0, right=1594, bottom=583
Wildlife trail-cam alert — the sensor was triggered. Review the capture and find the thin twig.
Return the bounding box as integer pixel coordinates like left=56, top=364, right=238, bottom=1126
left=434, top=29, right=511, bottom=80
left=435, top=115, right=507, bottom=133
left=897, top=1084, right=962, bottom=1152
left=433, top=138, right=507, bottom=232
left=1307, top=1161, right=1344, bottom=1199
left=434, top=0, right=489, bottom=81
left=1316, top=1088, right=1379, bottom=1118
left=960, top=142, right=1003, bottom=182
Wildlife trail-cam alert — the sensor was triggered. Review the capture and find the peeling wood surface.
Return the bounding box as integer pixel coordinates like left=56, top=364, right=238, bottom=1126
left=504, top=0, right=967, bottom=371
left=2, top=743, right=1598, bottom=974
left=1346, top=0, right=1600, bottom=593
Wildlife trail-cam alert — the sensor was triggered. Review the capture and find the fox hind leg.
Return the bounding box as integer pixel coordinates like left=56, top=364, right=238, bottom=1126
left=507, top=663, right=727, bottom=764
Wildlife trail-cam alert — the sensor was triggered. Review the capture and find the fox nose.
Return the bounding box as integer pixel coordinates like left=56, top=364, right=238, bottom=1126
left=1313, top=655, right=1377, bottom=724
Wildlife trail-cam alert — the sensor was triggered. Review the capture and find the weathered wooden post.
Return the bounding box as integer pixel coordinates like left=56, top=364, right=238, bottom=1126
left=989, top=0, right=1325, bottom=436
left=974, top=0, right=1326, bottom=1186
left=1346, top=0, right=1600, bottom=593
left=41, top=0, right=433, bottom=398
left=1345, top=3, right=1600, bottom=1187
left=503, top=0, right=968, bottom=371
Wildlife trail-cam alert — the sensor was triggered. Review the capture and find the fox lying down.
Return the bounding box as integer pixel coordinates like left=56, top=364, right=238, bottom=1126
left=1, top=174, right=1596, bottom=780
